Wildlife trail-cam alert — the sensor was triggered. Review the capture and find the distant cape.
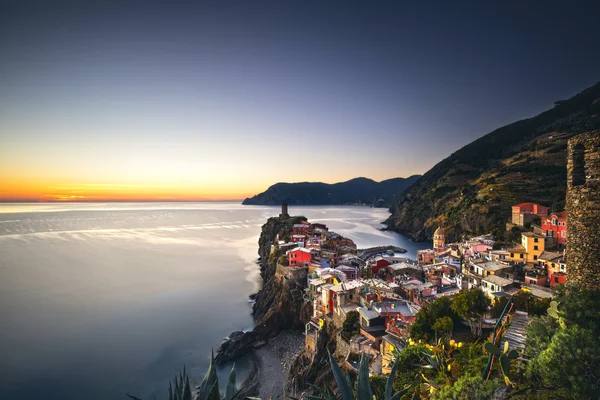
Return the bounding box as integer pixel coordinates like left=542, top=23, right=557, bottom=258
left=242, top=176, right=421, bottom=207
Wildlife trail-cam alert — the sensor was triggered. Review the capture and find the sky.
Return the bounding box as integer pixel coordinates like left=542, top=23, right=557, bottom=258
left=1, top=1, right=599, bottom=201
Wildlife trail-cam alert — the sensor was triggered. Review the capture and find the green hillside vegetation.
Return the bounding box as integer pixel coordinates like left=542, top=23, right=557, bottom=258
left=387, top=82, right=600, bottom=242
left=243, top=176, right=421, bottom=207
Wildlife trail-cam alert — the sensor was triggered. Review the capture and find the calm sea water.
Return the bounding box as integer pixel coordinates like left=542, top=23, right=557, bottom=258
left=0, top=202, right=428, bottom=400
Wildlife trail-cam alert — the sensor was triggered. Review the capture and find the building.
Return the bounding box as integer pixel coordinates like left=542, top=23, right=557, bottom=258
left=293, top=223, right=310, bottom=236
left=566, top=131, right=600, bottom=290
left=433, top=226, right=445, bottom=249
left=520, top=232, right=545, bottom=263
left=481, top=275, right=514, bottom=298
left=287, top=247, right=313, bottom=267
left=538, top=251, right=567, bottom=287
left=511, top=202, right=549, bottom=226
left=541, top=211, right=567, bottom=247
left=470, top=260, right=512, bottom=278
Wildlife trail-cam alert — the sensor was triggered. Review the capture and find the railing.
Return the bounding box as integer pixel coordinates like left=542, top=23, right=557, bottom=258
left=482, top=296, right=513, bottom=381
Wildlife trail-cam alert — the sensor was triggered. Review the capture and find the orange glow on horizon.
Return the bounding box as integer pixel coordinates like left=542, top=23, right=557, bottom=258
left=0, top=179, right=254, bottom=202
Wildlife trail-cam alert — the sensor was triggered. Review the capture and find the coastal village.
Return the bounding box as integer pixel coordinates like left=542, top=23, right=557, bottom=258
left=266, top=198, right=571, bottom=378
left=212, top=132, right=600, bottom=399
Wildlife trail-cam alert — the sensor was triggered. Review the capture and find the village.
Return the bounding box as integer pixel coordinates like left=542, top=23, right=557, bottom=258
left=268, top=200, right=570, bottom=378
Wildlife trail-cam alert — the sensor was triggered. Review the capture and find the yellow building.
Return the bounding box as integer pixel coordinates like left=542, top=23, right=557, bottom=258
left=521, top=232, right=545, bottom=262
left=381, top=334, right=403, bottom=374
left=433, top=226, right=445, bottom=249
left=507, top=232, right=545, bottom=264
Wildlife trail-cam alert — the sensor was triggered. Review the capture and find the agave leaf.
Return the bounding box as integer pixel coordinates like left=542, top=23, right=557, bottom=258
left=197, top=351, right=218, bottom=400
left=484, top=342, right=502, bottom=356
left=226, top=364, right=237, bottom=400
left=327, top=350, right=354, bottom=400
left=499, top=354, right=510, bottom=377
left=385, top=357, right=400, bottom=400
left=183, top=374, right=192, bottom=400
left=357, top=354, right=373, bottom=400
left=507, top=349, right=518, bottom=360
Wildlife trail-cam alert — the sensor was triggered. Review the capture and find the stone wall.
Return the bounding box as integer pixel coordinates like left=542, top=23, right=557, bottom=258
left=566, top=131, right=600, bottom=290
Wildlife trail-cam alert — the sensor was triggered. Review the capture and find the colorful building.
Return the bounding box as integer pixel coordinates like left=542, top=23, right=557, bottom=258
left=287, top=247, right=313, bottom=266
left=541, top=211, right=567, bottom=247
left=521, top=232, right=545, bottom=263
left=511, top=202, right=549, bottom=226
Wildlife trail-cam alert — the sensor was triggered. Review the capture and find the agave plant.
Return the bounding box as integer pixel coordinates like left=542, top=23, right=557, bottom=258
left=327, top=351, right=410, bottom=400
left=126, top=351, right=241, bottom=400
left=483, top=341, right=518, bottom=385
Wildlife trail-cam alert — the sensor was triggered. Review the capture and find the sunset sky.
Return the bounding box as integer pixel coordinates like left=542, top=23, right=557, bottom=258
left=1, top=1, right=599, bottom=201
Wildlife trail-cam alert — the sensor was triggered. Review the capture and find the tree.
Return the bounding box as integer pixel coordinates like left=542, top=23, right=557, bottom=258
left=451, top=289, right=490, bottom=338
left=410, top=297, right=459, bottom=341
left=526, top=325, right=600, bottom=398
left=342, top=311, right=361, bottom=340
left=432, top=316, right=453, bottom=341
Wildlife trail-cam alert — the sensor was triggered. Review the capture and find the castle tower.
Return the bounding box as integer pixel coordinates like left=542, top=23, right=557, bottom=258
left=279, top=203, right=289, bottom=218
left=566, top=131, right=600, bottom=290
left=433, top=226, right=445, bottom=249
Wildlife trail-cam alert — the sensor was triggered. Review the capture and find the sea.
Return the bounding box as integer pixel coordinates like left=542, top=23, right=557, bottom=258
left=0, top=202, right=428, bottom=400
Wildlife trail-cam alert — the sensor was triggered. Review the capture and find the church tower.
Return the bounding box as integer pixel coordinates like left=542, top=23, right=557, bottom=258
left=433, top=226, right=445, bottom=249
left=566, top=131, right=600, bottom=290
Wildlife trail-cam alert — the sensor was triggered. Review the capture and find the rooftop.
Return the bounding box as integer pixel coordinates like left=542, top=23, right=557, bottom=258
left=472, top=260, right=511, bottom=271
left=538, top=251, right=564, bottom=262
left=357, top=307, right=380, bottom=321
left=482, top=274, right=513, bottom=287
left=522, top=232, right=544, bottom=238
left=372, top=301, right=416, bottom=317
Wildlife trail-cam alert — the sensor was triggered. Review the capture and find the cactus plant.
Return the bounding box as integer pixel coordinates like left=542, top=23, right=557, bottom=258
left=484, top=341, right=518, bottom=385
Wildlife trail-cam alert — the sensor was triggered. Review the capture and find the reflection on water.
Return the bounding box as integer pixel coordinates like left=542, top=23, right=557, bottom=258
left=0, top=202, right=427, bottom=399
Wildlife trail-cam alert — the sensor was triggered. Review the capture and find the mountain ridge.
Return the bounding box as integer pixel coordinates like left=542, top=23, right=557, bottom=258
left=386, top=81, right=600, bottom=242
left=242, top=175, right=421, bottom=206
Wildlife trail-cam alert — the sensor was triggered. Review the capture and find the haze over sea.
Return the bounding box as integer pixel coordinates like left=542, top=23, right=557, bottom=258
left=0, top=202, right=428, bottom=400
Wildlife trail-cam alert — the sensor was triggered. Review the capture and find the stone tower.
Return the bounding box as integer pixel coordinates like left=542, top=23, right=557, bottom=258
left=433, top=226, right=445, bottom=249
left=279, top=203, right=289, bottom=218
left=566, top=131, right=600, bottom=290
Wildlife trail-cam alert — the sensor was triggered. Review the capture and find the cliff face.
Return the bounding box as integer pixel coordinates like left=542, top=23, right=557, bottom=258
left=216, top=215, right=311, bottom=364
left=287, top=320, right=339, bottom=396
left=387, top=81, right=600, bottom=242
left=243, top=176, right=421, bottom=207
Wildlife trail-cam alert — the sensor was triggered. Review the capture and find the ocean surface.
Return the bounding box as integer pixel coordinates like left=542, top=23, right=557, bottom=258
left=0, top=202, right=428, bottom=400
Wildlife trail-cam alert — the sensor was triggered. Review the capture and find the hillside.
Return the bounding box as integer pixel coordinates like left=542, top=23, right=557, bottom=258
left=387, top=81, right=600, bottom=242
left=242, top=176, right=421, bottom=206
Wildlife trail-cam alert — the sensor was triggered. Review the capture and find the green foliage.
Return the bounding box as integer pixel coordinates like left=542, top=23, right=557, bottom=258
left=432, top=317, right=453, bottom=341
left=431, top=374, right=500, bottom=400
left=342, top=311, right=361, bottom=340
left=552, top=286, right=600, bottom=334
left=525, top=324, right=600, bottom=398
left=391, top=345, right=430, bottom=393
left=450, top=289, right=490, bottom=338
left=410, top=297, right=459, bottom=341
left=327, top=351, right=410, bottom=400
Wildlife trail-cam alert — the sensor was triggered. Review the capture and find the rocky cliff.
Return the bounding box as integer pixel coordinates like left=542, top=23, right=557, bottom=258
left=387, top=81, right=600, bottom=242
left=216, top=215, right=312, bottom=364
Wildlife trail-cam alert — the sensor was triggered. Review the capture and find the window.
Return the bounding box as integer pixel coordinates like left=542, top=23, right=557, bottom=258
left=561, top=231, right=566, bottom=238
left=554, top=277, right=559, bottom=283
left=520, top=254, right=524, bottom=259
left=560, top=265, right=566, bottom=271
left=534, top=246, right=538, bottom=251
left=534, top=255, right=538, bottom=260
left=491, top=285, right=495, bottom=291
left=530, top=279, right=535, bottom=284
left=511, top=253, right=514, bottom=258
